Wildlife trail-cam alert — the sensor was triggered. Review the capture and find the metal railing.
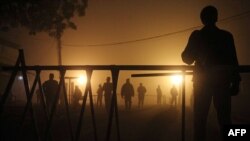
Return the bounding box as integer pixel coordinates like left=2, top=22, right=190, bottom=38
left=1, top=49, right=250, bottom=141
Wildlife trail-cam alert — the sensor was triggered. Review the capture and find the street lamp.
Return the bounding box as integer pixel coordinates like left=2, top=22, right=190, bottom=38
left=171, top=74, right=183, bottom=107
left=171, top=75, right=183, bottom=86
left=77, top=75, right=87, bottom=85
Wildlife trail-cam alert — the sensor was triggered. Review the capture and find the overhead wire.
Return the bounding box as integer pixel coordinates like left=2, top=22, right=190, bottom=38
left=62, top=10, right=250, bottom=47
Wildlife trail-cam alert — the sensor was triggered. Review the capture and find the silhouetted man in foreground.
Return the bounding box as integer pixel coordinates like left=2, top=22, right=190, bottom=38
left=103, top=77, right=113, bottom=112
left=121, top=79, right=134, bottom=110
left=42, top=73, right=59, bottom=112
left=137, top=83, right=147, bottom=108
left=182, top=6, right=241, bottom=141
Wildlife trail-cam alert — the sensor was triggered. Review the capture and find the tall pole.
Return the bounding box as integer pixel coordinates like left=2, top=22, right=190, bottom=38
left=181, top=72, right=186, bottom=141
left=57, top=36, right=62, bottom=65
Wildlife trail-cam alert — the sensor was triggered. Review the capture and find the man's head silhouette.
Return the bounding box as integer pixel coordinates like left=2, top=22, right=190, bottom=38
left=106, top=77, right=111, bottom=82
left=49, top=73, right=54, bottom=80
left=200, top=6, right=218, bottom=26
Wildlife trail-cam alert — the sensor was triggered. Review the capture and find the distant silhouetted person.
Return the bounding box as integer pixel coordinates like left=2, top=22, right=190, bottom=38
left=156, top=85, right=162, bottom=105
left=137, top=83, right=147, bottom=108
left=96, top=84, right=103, bottom=108
left=170, top=85, right=178, bottom=107
left=72, top=85, right=82, bottom=108
left=42, top=73, right=59, bottom=112
left=103, top=77, right=113, bottom=112
left=121, top=79, right=134, bottom=110
left=182, top=6, right=241, bottom=141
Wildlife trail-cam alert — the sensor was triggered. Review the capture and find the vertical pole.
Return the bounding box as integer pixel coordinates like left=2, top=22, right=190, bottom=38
left=19, top=70, right=41, bottom=141
left=75, top=73, right=90, bottom=141
left=38, top=74, right=53, bottom=141
left=69, top=79, right=71, bottom=104
left=181, top=71, right=186, bottom=141
left=86, top=69, right=98, bottom=141
left=38, top=75, right=49, bottom=120
left=62, top=78, right=74, bottom=141
left=45, top=69, right=66, bottom=141
left=0, top=51, right=20, bottom=116
left=19, top=50, right=39, bottom=141
left=57, top=36, right=62, bottom=65
left=105, top=67, right=120, bottom=141
left=112, top=68, right=121, bottom=141
left=0, top=50, right=20, bottom=140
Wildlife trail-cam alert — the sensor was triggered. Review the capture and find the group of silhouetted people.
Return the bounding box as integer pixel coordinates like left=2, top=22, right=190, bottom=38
left=96, top=78, right=138, bottom=111
left=40, top=74, right=179, bottom=113
left=40, top=73, right=83, bottom=112
left=96, top=78, right=179, bottom=111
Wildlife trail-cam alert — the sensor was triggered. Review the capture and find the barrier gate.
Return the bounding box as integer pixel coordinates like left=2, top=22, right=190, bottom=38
left=1, top=50, right=250, bottom=141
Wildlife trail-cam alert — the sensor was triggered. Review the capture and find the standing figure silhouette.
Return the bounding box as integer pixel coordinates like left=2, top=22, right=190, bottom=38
left=137, top=83, right=147, bottom=108
left=103, top=77, right=113, bottom=113
left=42, top=73, right=59, bottom=113
left=121, top=79, right=134, bottom=110
left=182, top=6, right=241, bottom=141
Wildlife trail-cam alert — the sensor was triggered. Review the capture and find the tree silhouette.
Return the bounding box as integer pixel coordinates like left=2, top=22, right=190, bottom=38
left=0, top=0, right=88, bottom=65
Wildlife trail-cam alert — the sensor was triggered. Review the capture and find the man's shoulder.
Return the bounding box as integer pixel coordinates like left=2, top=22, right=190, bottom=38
left=54, top=80, right=59, bottom=84
left=43, top=80, right=50, bottom=85
left=213, top=27, right=231, bottom=34
left=191, top=30, right=201, bottom=36
left=189, top=30, right=203, bottom=39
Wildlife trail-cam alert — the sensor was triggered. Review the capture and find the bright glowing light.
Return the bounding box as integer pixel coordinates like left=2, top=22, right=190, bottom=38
left=171, top=75, right=183, bottom=85
left=77, top=75, right=87, bottom=85
left=18, top=76, right=23, bottom=80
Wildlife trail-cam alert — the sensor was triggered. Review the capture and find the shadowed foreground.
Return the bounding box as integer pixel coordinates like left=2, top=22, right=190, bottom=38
left=1, top=103, right=248, bottom=141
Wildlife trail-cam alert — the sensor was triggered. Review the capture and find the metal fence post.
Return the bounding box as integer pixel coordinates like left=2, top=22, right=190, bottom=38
left=106, top=66, right=120, bottom=141
left=75, top=70, right=91, bottom=141
left=181, top=71, right=186, bottom=141
left=19, top=50, right=40, bottom=141
left=86, top=69, right=98, bottom=141
left=0, top=51, right=21, bottom=116
left=62, top=76, right=74, bottom=141
left=19, top=69, right=41, bottom=141
left=45, top=69, right=66, bottom=141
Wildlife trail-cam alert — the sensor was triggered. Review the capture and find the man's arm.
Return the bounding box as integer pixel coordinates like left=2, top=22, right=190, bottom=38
left=182, top=31, right=199, bottom=65
left=227, top=33, right=241, bottom=96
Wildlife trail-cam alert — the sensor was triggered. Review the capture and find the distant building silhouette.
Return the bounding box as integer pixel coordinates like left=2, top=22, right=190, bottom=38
left=121, top=79, right=134, bottom=110
left=182, top=5, right=241, bottom=141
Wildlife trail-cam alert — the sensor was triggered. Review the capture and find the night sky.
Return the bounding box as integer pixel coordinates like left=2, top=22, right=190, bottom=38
left=1, top=0, right=250, bottom=65
left=1, top=1, right=250, bottom=141
left=1, top=0, right=250, bottom=106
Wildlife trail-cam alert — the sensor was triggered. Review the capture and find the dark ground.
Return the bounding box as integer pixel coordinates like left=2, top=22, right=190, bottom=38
left=0, top=102, right=249, bottom=141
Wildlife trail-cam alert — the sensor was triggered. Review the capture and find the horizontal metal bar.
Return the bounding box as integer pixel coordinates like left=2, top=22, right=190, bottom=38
left=2, top=65, right=250, bottom=72
left=131, top=72, right=193, bottom=77
left=2, top=65, right=250, bottom=75
left=1, top=65, right=193, bottom=71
